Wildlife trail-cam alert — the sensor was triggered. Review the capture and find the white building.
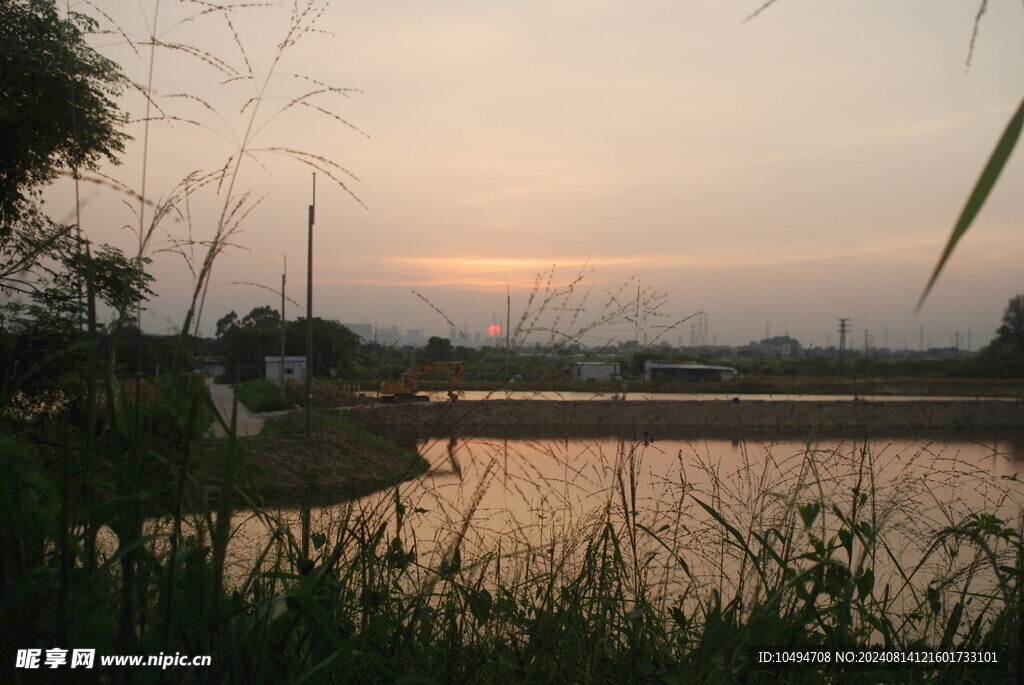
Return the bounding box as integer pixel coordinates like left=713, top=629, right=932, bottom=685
left=643, top=361, right=738, bottom=382
left=265, top=356, right=307, bottom=384
left=568, top=362, right=622, bottom=381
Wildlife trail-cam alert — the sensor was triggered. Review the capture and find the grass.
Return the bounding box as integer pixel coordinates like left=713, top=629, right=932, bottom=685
left=235, top=378, right=292, bottom=412
left=4, top=356, right=1021, bottom=682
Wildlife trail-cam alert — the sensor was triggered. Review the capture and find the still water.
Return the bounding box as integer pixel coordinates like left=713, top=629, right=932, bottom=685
left=405, top=431, right=1022, bottom=556
left=423, top=390, right=1014, bottom=402
left=224, top=429, right=1024, bottom=609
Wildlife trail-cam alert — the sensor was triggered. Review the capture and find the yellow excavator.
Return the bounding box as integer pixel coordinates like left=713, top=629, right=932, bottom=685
left=380, top=361, right=465, bottom=403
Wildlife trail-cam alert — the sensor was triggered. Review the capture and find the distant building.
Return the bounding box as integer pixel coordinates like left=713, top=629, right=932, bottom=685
left=746, top=335, right=802, bottom=358
left=643, top=361, right=738, bottom=382
left=378, top=326, right=401, bottom=345
left=568, top=362, right=622, bottom=382
left=195, top=356, right=226, bottom=377
left=265, top=356, right=307, bottom=384
left=343, top=323, right=374, bottom=342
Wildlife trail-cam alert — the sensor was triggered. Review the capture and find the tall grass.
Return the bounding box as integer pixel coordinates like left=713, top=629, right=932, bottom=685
left=3, top=5, right=1021, bottom=684
left=3, top=333, right=1022, bottom=682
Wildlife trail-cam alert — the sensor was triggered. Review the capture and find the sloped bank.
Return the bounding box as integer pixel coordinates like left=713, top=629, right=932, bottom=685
left=349, top=399, right=1024, bottom=432
left=204, top=409, right=429, bottom=506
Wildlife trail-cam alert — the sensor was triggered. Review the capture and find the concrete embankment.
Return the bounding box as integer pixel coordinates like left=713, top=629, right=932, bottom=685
left=351, top=399, right=1023, bottom=432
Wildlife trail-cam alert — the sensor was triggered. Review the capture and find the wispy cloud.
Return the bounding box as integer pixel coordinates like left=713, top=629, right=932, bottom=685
left=749, top=103, right=1013, bottom=166
left=382, top=237, right=942, bottom=273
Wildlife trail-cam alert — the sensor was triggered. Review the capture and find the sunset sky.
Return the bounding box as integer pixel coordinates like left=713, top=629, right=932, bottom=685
left=51, top=0, right=1024, bottom=350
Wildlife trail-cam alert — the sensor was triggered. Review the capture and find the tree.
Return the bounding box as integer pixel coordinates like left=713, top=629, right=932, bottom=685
left=216, top=305, right=281, bottom=381
left=973, top=295, right=1024, bottom=377
left=0, top=0, right=144, bottom=340
left=241, top=305, right=280, bottom=331
left=285, top=318, right=360, bottom=378
left=0, top=0, right=127, bottom=228
left=215, top=311, right=239, bottom=338
left=994, top=295, right=1024, bottom=354
left=424, top=336, right=453, bottom=361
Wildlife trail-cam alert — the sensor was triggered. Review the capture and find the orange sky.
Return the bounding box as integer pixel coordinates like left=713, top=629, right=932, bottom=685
left=44, top=0, right=1024, bottom=348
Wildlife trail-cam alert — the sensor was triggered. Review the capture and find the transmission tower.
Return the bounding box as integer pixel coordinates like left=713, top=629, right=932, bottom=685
left=838, top=318, right=849, bottom=373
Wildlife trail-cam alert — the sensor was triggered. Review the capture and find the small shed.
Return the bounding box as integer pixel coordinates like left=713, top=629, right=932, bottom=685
left=195, top=356, right=226, bottom=377
left=643, top=361, right=738, bottom=382
left=265, top=356, right=307, bottom=384
left=568, top=362, right=621, bottom=382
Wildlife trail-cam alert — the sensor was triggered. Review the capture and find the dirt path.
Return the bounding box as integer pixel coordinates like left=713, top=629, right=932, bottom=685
left=206, top=379, right=264, bottom=437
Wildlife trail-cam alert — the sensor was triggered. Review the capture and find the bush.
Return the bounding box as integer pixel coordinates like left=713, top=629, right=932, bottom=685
left=235, top=379, right=292, bottom=412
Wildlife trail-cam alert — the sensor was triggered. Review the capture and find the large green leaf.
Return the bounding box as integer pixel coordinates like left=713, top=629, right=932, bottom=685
left=918, top=96, right=1024, bottom=311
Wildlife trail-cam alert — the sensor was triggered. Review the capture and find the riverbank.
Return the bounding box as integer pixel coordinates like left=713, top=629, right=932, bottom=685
left=202, top=409, right=428, bottom=506
left=350, top=398, right=1024, bottom=431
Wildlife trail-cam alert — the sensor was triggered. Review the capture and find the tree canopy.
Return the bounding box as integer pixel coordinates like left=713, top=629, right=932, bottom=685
left=0, top=1, right=148, bottom=408
left=972, top=295, right=1024, bottom=377
left=215, top=306, right=360, bottom=381
left=0, top=0, right=127, bottom=227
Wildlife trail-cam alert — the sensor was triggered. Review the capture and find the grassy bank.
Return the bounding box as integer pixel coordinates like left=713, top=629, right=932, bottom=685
left=224, top=409, right=428, bottom=505
left=301, top=376, right=1024, bottom=409
left=3, top=368, right=1021, bottom=682
left=234, top=378, right=293, bottom=413
left=349, top=398, right=1024, bottom=433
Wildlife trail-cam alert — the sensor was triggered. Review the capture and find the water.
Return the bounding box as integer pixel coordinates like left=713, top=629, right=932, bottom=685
left=423, top=390, right=1014, bottom=402
left=379, top=431, right=1020, bottom=616
left=221, top=429, right=1023, bottom=603
left=405, top=431, right=1022, bottom=550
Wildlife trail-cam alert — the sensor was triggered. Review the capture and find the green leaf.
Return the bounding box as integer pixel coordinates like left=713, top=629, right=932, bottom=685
left=799, top=502, right=820, bottom=528
left=856, top=569, right=874, bottom=600
left=918, top=96, right=1024, bottom=311
left=464, top=587, right=493, bottom=625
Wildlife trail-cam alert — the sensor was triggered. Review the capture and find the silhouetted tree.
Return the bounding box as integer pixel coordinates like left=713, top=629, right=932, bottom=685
left=424, top=336, right=453, bottom=361
left=975, top=294, right=1024, bottom=376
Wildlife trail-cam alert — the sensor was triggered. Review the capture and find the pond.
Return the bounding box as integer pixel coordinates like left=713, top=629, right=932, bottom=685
left=403, top=430, right=1023, bottom=562
left=422, top=390, right=1016, bottom=402
left=225, top=426, right=1024, bottom=622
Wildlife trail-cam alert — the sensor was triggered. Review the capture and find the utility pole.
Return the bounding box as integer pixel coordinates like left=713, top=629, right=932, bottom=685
left=505, top=287, right=511, bottom=381
left=305, top=174, right=316, bottom=440
left=838, top=318, right=849, bottom=373
left=301, top=175, right=316, bottom=566
left=919, top=325, right=924, bottom=352
left=280, top=255, right=287, bottom=404
left=864, top=329, right=869, bottom=358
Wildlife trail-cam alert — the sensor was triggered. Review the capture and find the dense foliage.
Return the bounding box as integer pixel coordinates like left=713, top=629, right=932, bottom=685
left=215, top=305, right=361, bottom=382
left=0, top=0, right=127, bottom=227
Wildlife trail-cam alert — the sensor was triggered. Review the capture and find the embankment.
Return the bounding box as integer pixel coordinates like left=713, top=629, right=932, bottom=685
left=350, top=399, right=1023, bottom=432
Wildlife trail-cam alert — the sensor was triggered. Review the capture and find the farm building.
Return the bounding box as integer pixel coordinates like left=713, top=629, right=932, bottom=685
left=568, top=362, right=622, bottom=381
left=265, top=356, right=307, bottom=384
left=195, top=356, right=226, bottom=377
left=643, top=361, right=739, bottom=382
